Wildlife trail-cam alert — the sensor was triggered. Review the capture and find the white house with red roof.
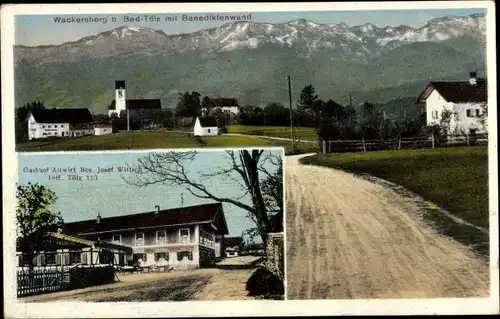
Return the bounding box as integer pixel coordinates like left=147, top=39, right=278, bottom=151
left=416, top=72, right=487, bottom=134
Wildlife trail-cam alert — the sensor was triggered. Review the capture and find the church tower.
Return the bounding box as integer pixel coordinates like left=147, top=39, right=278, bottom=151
left=115, top=80, right=126, bottom=117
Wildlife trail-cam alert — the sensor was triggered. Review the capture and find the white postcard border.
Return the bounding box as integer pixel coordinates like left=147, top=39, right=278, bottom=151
left=2, top=1, right=499, bottom=317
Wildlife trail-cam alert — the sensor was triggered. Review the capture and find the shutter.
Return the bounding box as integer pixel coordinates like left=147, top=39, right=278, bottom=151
left=56, top=254, right=61, bottom=265
left=82, top=253, right=87, bottom=265
left=40, top=254, right=46, bottom=266
left=64, top=253, right=70, bottom=265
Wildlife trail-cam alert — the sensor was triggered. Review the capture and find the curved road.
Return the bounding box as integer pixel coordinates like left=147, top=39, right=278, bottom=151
left=285, top=154, right=489, bottom=299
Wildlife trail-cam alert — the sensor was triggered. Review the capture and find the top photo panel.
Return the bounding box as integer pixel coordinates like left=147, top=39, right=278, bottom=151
left=13, top=7, right=489, bottom=155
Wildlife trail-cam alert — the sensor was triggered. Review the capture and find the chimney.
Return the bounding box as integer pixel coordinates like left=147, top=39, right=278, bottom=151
left=469, top=71, right=477, bottom=85
left=96, top=212, right=101, bottom=224
left=154, top=205, right=160, bottom=214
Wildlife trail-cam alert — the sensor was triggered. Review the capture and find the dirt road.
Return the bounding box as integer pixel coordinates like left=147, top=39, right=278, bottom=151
left=285, top=154, right=489, bottom=299
left=20, top=269, right=254, bottom=302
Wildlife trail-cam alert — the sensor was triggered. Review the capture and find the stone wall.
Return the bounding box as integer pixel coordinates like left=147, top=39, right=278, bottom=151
left=264, top=232, right=284, bottom=281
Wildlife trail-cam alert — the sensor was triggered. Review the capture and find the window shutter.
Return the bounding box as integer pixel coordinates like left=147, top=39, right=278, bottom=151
left=40, top=254, right=45, bottom=266
left=56, top=254, right=61, bottom=265
left=82, top=253, right=87, bottom=265
left=64, top=253, right=70, bottom=265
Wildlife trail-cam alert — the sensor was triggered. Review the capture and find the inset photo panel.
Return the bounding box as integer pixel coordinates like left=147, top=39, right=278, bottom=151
left=11, top=148, right=285, bottom=302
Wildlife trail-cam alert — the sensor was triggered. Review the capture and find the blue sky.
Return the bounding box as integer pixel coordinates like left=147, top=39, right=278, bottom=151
left=15, top=8, right=486, bottom=46
left=17, top=150, right=283, bottom=241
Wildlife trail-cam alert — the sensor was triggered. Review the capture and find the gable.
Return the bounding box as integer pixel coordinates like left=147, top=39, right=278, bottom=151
left=416, top=81, right=487, bottom=104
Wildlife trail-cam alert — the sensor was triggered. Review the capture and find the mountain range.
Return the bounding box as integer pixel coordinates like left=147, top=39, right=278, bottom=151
left=14, top=13, right=487, bottom=115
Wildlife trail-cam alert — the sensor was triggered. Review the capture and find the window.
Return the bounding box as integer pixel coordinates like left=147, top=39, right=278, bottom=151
left=135, top=232, right=145, bottom=247
left=118, top=90, right=123, bottom=98
left=207, top=129, right=211, bottom=133
left=42, top=125, right=46, bottom=128
left=154, top=252, right=169, bottom=262
left=133, top=253, right=146, bottom=264
left=45, top=253, right=56, bottom=265
left=48, top=125, right=52, bottom=128
left=112, top=234, right=121, bottom=244
left=76, top=132, right=80, bottom=136
left=466, top=109, right=472, bottom=117
left=179, top=228, right=190, bottom=244
left=156, top=230, right=167, bottom=245
left=177, top=251, right=193, bottom=261
left=60, top=125, right=64, bottom=128
left=431, top=110, right=439, bottom=119
left=475, top=109, right=480, bottom=117
left=70, top=252, right=81, bottom=264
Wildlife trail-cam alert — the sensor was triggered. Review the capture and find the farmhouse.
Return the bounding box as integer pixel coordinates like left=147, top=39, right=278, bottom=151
left=26, top=108, right=94, bottom=140
left=194, top=116, right=219, bottom=136
left=224, top=236, right=243, bottom=258
left=416, top=72, right=487, bottom=134
left=18, top=203, right=230, bottom=270
left=202, top=98, right=240, bottom=115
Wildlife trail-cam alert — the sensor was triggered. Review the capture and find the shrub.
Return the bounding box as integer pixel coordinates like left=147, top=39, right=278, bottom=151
left=245, top=266, right=284, bottom=297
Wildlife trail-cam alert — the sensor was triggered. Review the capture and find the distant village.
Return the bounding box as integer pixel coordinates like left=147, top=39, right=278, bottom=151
left=19, top=71, right=487, bottom=143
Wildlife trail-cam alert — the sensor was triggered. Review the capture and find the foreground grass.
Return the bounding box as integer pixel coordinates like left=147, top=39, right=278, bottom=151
left=300, top=146, right=489, bottom=228
left=300, top=146, right=490, bottom=257
left=16, top=131, right=319, bottom=155
left=228, top=125, right=317, bottom=141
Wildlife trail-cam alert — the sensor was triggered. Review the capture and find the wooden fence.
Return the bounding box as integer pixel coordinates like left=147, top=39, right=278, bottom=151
left=321, top=133, right=488, bottom=154
left=17, top=265, right=115, bottom=297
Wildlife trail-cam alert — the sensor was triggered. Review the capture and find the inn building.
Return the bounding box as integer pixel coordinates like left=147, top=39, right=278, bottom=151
left=18, top=203, right=230, bottom=270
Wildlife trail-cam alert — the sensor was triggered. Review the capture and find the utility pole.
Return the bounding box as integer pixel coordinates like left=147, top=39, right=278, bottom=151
left=349, top=93, right=352, bottom=108
left=126, top=101, right=130, bottom=132
left=287, top=75, right=295, bottom=150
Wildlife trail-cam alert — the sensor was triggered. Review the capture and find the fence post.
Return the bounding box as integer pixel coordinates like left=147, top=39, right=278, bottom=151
left=398, top=136, right=402, bottom=151
left=329, top=141, right=332, bottom=153
left=431, top=134, right=435, bottom=149
left=362, top=137, right=366, bottom=152
left=466, top=134, right=470, bottom=146
left=322, top=140, right=326, bottom=154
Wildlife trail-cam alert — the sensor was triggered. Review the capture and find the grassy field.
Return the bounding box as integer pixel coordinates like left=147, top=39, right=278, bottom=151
left=300, top=146, right=490, bottom=257
left=16, top=131, right=319, bottom=155
left=227, top=125, right=317, bottom=141
left=300, top=146, right=489, bottom=228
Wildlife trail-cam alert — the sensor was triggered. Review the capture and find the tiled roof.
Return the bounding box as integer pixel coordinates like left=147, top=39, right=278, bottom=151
left=29, top=108, right=93, bottom=124
left=108, top=99, right=162, bottom=110
left=416, top=80, right=487, bottom=104
left=211, top=98, right=239, bottom=107
left=198, top=116, right=218, bottom=127
left=63, top=203, right=229, bottom=235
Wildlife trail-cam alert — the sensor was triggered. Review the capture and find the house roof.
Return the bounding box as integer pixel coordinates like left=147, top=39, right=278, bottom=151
left=62, top=203, right=229, bottom=236
left=224, top=236, right=243, bottom=247
left=198, top=116, right=218, bottom=127
left=28, top=108, right=93, bottom=124
left=211, top=98, right=239, bottom=107
left=416, top=80, right=487, bottom=104
left=108, top=99, right=162, bottom=110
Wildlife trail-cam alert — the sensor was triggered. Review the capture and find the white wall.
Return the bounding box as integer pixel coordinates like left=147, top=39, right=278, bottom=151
left=203, top=127, right=218, bottom=136
left=94, top=127, right=113, bottom=136
left=425, top=90, right=454, bottom=128
left=218, top=106, right=239, bottom=115
left=193, top=118, right=203, bottom=136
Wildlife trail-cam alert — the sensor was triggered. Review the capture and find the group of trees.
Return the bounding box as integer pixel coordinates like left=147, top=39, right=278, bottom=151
left=15, top=101, right=46, bottom=142
left=293, top=84, right=429, bottom=142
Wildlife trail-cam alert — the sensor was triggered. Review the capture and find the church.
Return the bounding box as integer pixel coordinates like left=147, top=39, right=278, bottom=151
left=107, top=81, right=162, bottom=128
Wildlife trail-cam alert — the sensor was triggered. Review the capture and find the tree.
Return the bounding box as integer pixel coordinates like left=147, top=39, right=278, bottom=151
left=477, top=102, right=488, bottom=133
left=16, top=183, right=63, bottom=269
left=297, top=85, right=319, bottom=123
left=176, top=91, right=202, bottom=120
left=358, top=102, right=385, bottom=140
left=123, top=150, right=283, bottom=245
left=201, top=96, right=214, bottom=116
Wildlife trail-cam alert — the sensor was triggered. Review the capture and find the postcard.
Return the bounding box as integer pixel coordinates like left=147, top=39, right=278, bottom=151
left=2, top=1, right=499, bottom=317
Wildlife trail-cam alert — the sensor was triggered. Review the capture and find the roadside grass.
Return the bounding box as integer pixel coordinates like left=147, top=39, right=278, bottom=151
left=300, top=146, right=490, bottom=258
left=16, top=131, right=320, bottom=155
left=228, top=125, right=317, bottom=141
